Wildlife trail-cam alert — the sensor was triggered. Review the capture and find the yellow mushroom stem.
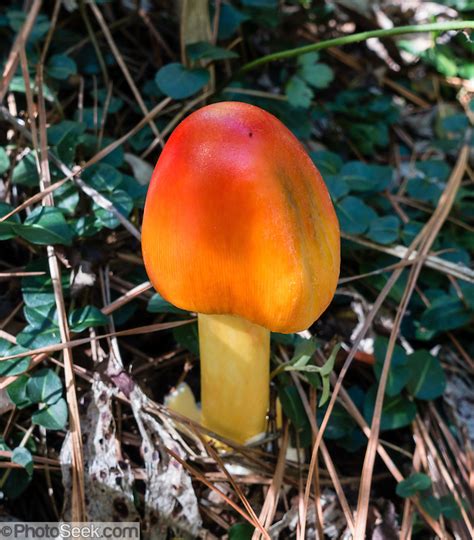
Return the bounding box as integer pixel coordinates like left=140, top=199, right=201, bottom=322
left=198, top=313, right=270, bottom=444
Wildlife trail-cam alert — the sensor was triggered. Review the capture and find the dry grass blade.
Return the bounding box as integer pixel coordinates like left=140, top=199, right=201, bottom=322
left=101, top=281, right=152, bottom=315
left=253, top=423, right=289, bottom=539
left=88, top=1, right=165, bottom=146
left=353, top=133, right=470, bottom=538
left=201, top=437, right=271, bottom=539
left=290, top=370, right=355, bottom=535
left=342, top=233, right=474, bottom=283
left=0, top=320, right=193, bottom=364
left=164, top=446, right=263, bottom=530
left=34, top=63, right=87, bottom=522
left=299, top=255, right=419, bottom=539
left=0, top=0, right=42, bottom=103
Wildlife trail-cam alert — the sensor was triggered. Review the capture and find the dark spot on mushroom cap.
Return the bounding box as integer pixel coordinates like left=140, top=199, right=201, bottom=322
left=248, top=131, right=253, bottom=137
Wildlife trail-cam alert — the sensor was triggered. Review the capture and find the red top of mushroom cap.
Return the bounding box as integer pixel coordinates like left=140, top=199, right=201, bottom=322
left=142, top=101, right=340, bottom=333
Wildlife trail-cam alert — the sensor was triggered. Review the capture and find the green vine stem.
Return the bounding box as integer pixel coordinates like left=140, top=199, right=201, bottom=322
left=239, top=21, right=474, bottom=73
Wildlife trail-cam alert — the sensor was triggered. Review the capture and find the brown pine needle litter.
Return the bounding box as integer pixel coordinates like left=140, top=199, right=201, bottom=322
left=0, top=1, right=473, bottom=538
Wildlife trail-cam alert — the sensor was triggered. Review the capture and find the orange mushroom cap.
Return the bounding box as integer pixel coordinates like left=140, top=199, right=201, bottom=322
left=142, top=101, right=340, bottom=333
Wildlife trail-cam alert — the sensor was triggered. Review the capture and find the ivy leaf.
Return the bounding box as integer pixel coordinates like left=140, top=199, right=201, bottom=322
left=364, top=385, right=416, bottom=431
left=11, top=447, right=34, bottom=477
left=228, top=522, right=254, bottom=540
left=68, top=305, right=108, bottom=332
left=278, top=385, right=310, bottom=439
left=336, top=196, right=377, bottom=235
left=26, top=368, right=63, bottom=405
left=32, top=398, right=68, bottom=430
left=186, top=41, right=238, bottom=62
left=21, top=269, right=58, bottom=308
left=155, top=63, right=209, bottom=99
left=0, top=147, right=10, bottom=174
left=324, top=175, right=350, bottom=201
left=93, top=189, right=133, bottom=229
left=373, top=337, right=409, bottom=397
left=0, top=339, right=31, bottom=377
left=6, top=375, right=33, bottom=409
left=24, top=303, right=58, bottom=329
left=439, top=495, right=462, bottom=520
left=0, top=202, right=21, bottom=241
left=82, top=163, right=122, bottom=193
left=15, top=207, right=74, bottom=246
left=421, top=295, right=472, bottom=332
left=300, top=62, right=334, bottom=89
left=173, top=323, right=199, bottom=356
left=12, top=151, right=39, bottom=186
left=147, top=293, right=188, bottom=315
left=396, top=473, right=431, bottom=497
left=367, top=216, right=400, bottom=245
left=218, top=3, right=249, bottom=40
left=285, top=75, right=313, bottom=109
left=420, top=495, right=441, bottom=519
left=406, top=350, right=446, bottom=400
left=340, top=162, right=393, bottom=192
left=16, top=325, right=61, bottom=349
left=310, top=151, right=343, bottom=176
left=46, top=54, right=77, bottom=80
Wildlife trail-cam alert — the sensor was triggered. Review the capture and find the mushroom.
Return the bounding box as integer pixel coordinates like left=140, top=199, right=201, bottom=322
left=142, top=101, right=340, bottom=444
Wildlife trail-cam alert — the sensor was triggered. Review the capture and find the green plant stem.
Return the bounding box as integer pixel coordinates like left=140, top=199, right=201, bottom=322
left=239, top=21, right=474, bottom=73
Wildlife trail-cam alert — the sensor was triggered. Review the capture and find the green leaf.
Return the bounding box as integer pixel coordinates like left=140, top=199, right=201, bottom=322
left=0, top=202, right=21, bottom=241
left=336, top=196, right=377, bottom=235
left=228, top=522, right=254, bottom=540
left=54, top=182, right=80, bottom=215
left=300, top=62, right=334, bottom=89
left=26, top=368, right=63, bottom=405
left=173, top=323, right=199, bottom=356
left=49, top=121, right=86, bottom=165
left=155, top=63, right=209, bottom=99
left=0, top=339, right=31, bottom=377
left=6, top=375, right=33, bottom=409
left=9, top=75, right=55, bottom=102
left=82, top=163, right=123, bottom=193
left=93, top=189, right=133, bottom=229
left=364, top=385, right=417, bottom=431
left=0, top=146, right=9, bottom=174
left=339, top=161, right=393, bottom=192
left=324, top=175, right=350, bottom=201
left=421, top=295, right=472, bottom=332
left=16, top=325, right=61, bottom=349
left=396, top=473, right=431, bottom=498
left=46, top=54, right=77, bottom=80
left=310, top=151, right=342, bottom=176
left=186, top=41, right=238, bottom=62
left=218, top=4, right=248, bottom=40
left=286, top=338, right=318, bottom=370
left=317, top=402, right=355, bottom=440
left=11, top=447, right=33, bottom=477
left=420, top=495, right=441, bottom=519
left=22, top=270, right=57, bottom=308
left=7, top=11, right=50, bottom=43
left=147, top=293, right=188, bottom=315
left=15, top=207, right=74, bottom=246
left=439, top=495, right=462, bottom=520
left=32, top=398, right=68, bottom=430
left=24, top=303, right=58, bottom=329
left=367, top=216, right=400, bottom=245
left=406, top=350, right=446, bottom=400
left=69, top=305, right=107, bottom=332
left=278, top=385, right=308, bottom=431
left=285, top=75, right=313, bottom=109
left=373, top=337, right=409, bottom=397
left=12, top=151, right=39, bottom=186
